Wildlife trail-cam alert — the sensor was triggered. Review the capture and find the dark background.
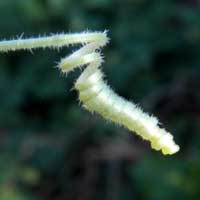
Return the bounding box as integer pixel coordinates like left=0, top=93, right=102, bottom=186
left=0, top=0, right=200, bottom=199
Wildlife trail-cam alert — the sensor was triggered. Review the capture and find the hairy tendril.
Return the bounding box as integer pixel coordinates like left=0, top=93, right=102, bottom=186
left=0, top=31, right=180, bottom=155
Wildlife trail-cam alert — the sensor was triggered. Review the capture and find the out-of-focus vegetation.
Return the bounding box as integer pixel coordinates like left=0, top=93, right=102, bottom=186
left=0, top=0, right=200, bottom=199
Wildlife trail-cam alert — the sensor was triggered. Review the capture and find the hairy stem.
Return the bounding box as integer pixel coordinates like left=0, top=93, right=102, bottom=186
left=0, top=31, right=179, bottom=155
left=0, top=31, right=108, bottom=52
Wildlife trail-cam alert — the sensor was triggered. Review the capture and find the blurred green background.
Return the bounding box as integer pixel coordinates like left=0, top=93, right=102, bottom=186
left=0, top=0, right=200, bottom=199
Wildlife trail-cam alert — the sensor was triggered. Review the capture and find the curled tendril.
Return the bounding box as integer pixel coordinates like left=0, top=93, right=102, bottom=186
left=0, top=31, right=179, bottom=155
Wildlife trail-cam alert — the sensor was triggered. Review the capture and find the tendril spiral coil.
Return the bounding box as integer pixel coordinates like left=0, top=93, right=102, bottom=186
left=0, top=31, right=179, bottom=155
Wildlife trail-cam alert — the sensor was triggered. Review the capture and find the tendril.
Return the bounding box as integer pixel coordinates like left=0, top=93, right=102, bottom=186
left=0, top=31, right=179, bottom=155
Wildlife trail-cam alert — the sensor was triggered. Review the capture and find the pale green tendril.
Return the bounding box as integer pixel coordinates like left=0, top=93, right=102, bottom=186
left=0, top=31, right=180, bottom=155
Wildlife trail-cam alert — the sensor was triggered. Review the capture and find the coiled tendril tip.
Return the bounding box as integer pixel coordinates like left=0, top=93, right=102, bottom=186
left=0, top=31, right=179, bottom=155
